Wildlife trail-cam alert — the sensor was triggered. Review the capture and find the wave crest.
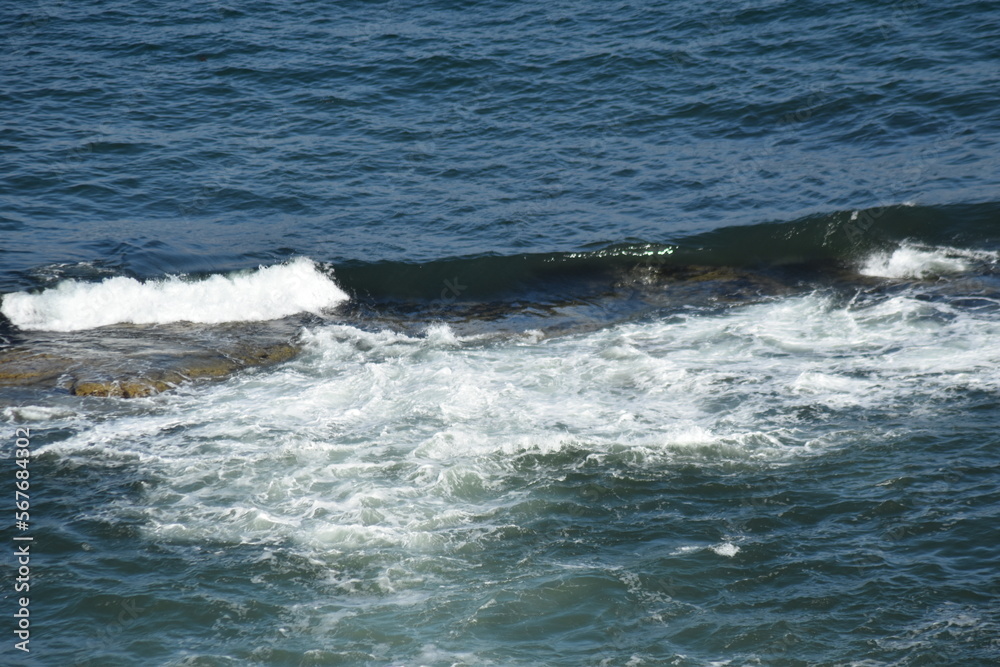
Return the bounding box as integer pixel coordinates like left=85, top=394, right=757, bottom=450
left=860, top=244, right=996, bottom=279
left=1, top=257, right=349, bottom=331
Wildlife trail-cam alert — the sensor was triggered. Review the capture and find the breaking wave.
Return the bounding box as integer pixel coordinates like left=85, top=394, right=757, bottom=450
left=0, top=257, right=349, bottom=332
left=859, top=244, right=997, bottom=279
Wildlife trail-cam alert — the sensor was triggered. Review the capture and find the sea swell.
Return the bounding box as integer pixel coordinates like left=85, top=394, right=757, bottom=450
left=1, top=206, right=998, bottom=400
left=3, top=202, right=998, bottom=326
left=318, top=202, right=1000, bottom=303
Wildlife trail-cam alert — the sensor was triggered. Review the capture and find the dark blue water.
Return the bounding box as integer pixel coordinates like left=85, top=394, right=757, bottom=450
left=2, top=1, right=1000, bottom=665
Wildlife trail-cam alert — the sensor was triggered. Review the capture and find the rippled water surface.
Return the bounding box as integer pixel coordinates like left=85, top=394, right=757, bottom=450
left=2, top=1, right=1000, bottom=665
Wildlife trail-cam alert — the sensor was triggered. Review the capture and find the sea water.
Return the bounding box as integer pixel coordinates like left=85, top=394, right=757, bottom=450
left=2, top=1, right=999, bottom=665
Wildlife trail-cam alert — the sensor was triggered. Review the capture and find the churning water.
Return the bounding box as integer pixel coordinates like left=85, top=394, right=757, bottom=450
left=2, top=1, right=999, bottom=665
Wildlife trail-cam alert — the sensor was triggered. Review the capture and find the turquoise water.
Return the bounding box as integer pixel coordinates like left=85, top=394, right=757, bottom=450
left=2, top=1, right=1000, bottom=665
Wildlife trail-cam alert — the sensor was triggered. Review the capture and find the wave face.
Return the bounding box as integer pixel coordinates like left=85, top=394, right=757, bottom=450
left=325, top=202, right=1000, bottom=303
left=0, top=257, right=348, bottom=331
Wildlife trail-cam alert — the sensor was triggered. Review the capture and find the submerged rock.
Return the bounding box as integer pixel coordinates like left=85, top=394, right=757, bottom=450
left=0, top=349, right=70, bottom=385
left=66, top=342, right=299, bottom=398
left=0, top=322, right=301, bottom=398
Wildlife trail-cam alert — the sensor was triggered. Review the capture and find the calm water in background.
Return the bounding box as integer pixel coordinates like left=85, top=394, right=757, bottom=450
left=2, top=1, right=1000, bottom=665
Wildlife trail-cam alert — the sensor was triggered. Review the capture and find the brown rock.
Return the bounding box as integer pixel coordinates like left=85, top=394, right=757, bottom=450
left=1, top=337, right=300, bottom=398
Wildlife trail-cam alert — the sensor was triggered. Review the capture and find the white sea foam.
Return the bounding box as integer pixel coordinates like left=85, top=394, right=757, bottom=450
left=0, top=257, right=348, bottom=331
left=2, top=405, right=79, bottom=422
left=860, top=243, right=995, bottom=279
left=711, top=542, right=740, bottom=557
left=33, top=288, right=1000, bottom=589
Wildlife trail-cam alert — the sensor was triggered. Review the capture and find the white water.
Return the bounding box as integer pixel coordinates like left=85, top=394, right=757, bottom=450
left=33, top=286, right=1000, bottom=580
left=860, top=243, right=996, bottom=279
left=0, top=257, right=348, bottom=331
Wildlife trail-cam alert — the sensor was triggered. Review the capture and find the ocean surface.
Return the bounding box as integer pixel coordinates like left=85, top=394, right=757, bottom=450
left=2, top=1, right=1000, bottom=665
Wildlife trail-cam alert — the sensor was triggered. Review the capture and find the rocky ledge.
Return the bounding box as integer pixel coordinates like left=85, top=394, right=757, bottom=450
left=0, top=322, right=301, bottom=398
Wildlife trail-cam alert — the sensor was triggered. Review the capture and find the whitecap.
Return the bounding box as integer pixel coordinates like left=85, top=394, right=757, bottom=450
left=0, top=257, right=348, bottom=331
left=860, top=243, right=995, bottom=279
